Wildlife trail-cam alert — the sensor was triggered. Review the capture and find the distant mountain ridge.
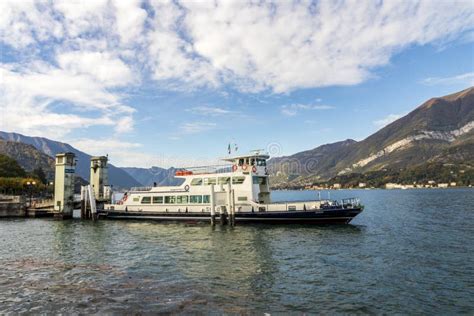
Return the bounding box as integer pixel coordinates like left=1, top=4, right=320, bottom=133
left=269, top=87, right=474, bottom=186
left=122, top=166, right=183, bottom=187
left=0, top=132, right=142, bottom=188
left=0, top=137, right=55, bottom=178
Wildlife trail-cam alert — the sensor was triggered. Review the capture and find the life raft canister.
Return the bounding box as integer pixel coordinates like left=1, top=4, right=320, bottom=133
left=232, top=165, right=238, bottom=172
left=252, top=166, right=257, bottom=172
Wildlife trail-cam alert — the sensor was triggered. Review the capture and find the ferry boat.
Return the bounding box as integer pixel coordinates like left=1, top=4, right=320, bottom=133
left=100, top=151, right=363, bottom=224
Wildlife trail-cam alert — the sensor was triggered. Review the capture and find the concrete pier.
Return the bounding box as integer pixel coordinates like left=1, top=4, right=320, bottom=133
left=0, top=195, right=25, bottom=217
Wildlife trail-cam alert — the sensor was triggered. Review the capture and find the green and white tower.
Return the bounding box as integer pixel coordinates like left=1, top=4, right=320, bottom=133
left=90, top=156, right=109, bottom=201
left=54, top=152, right=76, bottom=219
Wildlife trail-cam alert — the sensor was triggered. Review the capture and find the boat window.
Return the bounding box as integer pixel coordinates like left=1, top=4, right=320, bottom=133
left=176, top=195, right=188, bottom=204
left=190, top=195, right=202, bottom=203
left=237, top=196, right=247, bottom=201
left=232, top=176, right=245, bottom=184
left=165, top=196, right=176, bottom=204
left=133, top=197, right=139, bottom=202
left=152, top=196, right=163, bottom=204
left=257, top=159, right=266, bottom=166
left=141, top=196, right=151, bottom=204
left=253, top=176, right=267, bottom=185
left=203, top=195, right=210, bottom=203
left=250, top=158, right=255, bottom=165
left=238, top=159, right=244, bottom=166
left=204, top=177, right=217, bottom=185
left=218, top=177, right=230, bottom=184
left=191, top=178, right=203, bottom=186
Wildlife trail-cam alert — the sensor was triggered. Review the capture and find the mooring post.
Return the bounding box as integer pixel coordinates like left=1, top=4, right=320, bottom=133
left=210, top=184, right=216, bottom=226
left=226, top=183, right=232, bottom=226
left=87, top=185, right=97, bottom=221
left=80, top=186, right=86, bottom=219
left=230, top=189, right=236, bottom=226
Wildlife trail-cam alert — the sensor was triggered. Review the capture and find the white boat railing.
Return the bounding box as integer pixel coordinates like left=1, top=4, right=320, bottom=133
left=177, top=164, right=234, bottom=175
left=130, top=186, right=153, bottom=191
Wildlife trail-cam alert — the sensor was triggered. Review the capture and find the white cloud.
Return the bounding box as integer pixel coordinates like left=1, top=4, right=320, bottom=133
left=2, top=0, right=473, bottom=95
left=57, top=51, right=135, bottom=87
left=281, top=103, right=334, bottom=116
left=112, top=0, right=147, bottom=45
left=421, top=72, right=474, bottom=86
left=180, top=0, right=474, bottom=92
left=181, top=122, right=217, bottom=134
left=0, top=62, right=135, bottom=137
left=187, top=106, right=232, bottom=116
left=71, top=138, right=220, bottom=168
left=0, top=0, right=473, bottom=141
left=373, top=114, right=404, bottom=128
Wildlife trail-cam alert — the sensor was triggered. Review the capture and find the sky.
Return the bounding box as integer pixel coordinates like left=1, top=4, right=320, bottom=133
left=0, top=0, right=473, bottom=168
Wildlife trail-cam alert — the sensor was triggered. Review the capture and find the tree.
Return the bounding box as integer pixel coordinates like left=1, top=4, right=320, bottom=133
left=0, top=154, right=26, bottom=178
left=32, top=167, right=47, bottom=184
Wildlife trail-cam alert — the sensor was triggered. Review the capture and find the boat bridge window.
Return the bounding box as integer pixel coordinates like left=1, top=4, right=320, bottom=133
left=203, top=195, right=210, bottom=203
left=152, top=196, right=163, bottom=204
left=190, top=195, right=202, bottom=203
left=204, top=178, right=217, bottom=185
left=141, top=196, right=151, bottom=204
left=232, top=176, right=246, bottom=184
left=165, top=196, right=176, bottom=204
left=253, top=176, right=267, bottom=185
left=218, top=177, right=230, bottom=184
left=257, top=159, right=266, bottom=166
left=176, top=195, right=189, bottom=204
left=237, top=196, right=248, bottom=201
left=191, top=178, right=202, bottom=186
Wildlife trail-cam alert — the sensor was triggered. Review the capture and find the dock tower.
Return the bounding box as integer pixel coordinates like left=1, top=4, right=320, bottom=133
left=53, top=152, right=76, bottom=219
left=90, top=156, right=110, bottom=201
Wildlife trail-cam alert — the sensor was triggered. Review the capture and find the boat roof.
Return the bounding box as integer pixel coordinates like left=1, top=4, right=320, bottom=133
left=221, top=152, right=270, bottom=162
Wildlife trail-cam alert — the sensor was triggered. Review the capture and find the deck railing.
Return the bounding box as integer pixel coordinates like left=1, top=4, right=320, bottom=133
left=176, top=164, right=234, bottom=175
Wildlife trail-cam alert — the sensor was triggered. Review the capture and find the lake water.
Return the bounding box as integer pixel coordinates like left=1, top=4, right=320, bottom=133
left=0, top=189, right=473, bottom=314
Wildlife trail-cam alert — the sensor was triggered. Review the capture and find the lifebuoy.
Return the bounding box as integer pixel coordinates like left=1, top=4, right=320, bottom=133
left=242, top=164, right=248, bottom=170
left=252, top=166, right=257, bottom=172
left=232, top=165, right=238, bottom=172
left=184, top=185, right=190, bottom=191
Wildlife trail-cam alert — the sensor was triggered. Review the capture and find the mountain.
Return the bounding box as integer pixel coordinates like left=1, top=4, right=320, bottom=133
left=122, top=166, right=183, bottom=186
left=0, top=132, right=142, bottom=188
left=269, top=87, right=474, bottom=186
left=268, top=139, right=357, bottom=181
left=0, top=137, right=55, bottom=179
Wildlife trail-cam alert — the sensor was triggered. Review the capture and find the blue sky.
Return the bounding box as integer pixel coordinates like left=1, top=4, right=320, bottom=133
left=0, top=1, right=473, bottom=167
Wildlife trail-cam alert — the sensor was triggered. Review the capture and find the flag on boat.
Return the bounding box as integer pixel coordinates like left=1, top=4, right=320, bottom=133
left=234, top=144, right=238, bottom=152
left=228, top=143, right=231, bottom=154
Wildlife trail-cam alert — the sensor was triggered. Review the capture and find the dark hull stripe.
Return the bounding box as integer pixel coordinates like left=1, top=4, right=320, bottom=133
left=99, top=208, right=362, bottom=224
